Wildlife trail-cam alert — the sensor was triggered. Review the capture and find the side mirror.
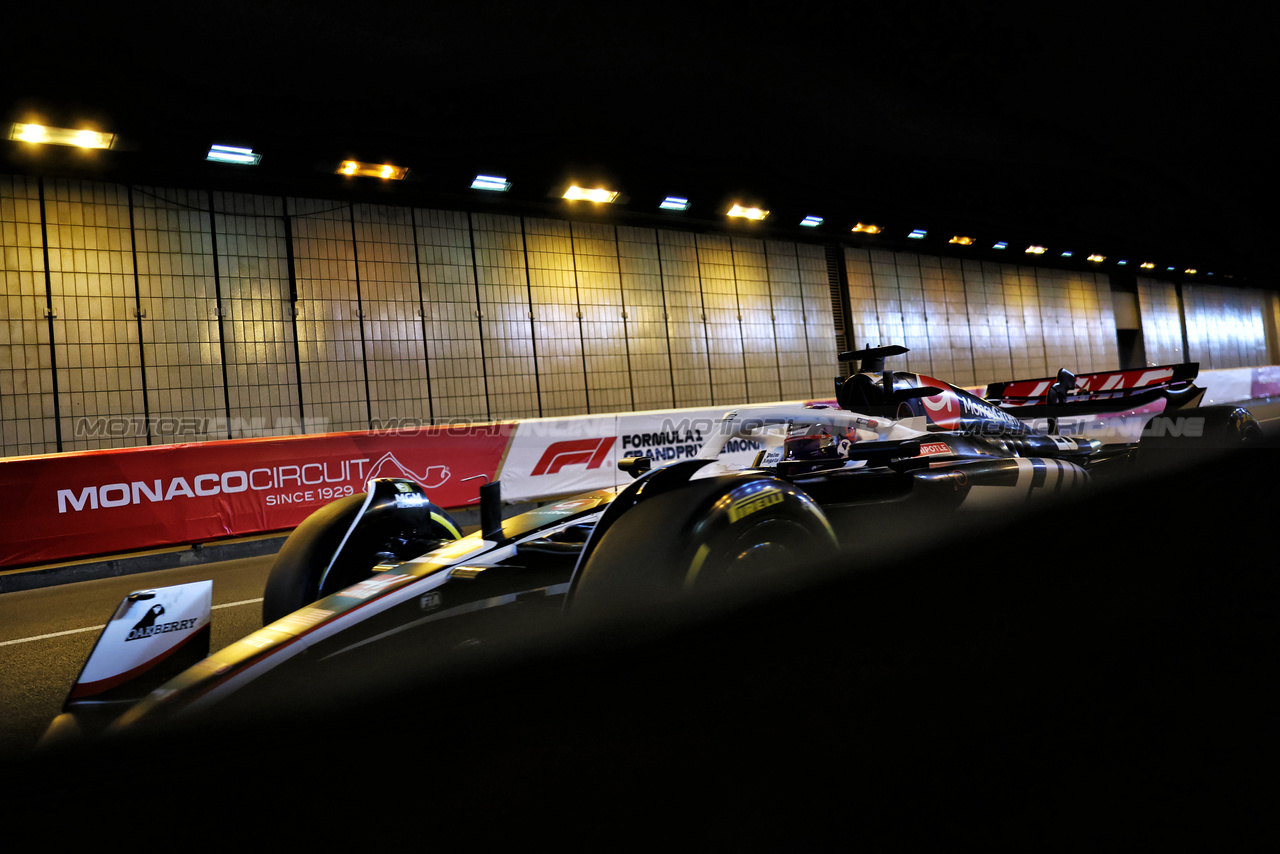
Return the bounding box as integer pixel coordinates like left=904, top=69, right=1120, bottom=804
left=618, top=456, right=652, bottom=479
left=478, top=480, right=503, bottom=541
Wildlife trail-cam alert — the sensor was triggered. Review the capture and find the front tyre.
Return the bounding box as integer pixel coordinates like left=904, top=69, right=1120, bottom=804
left=262, top=479, right=460, bottom=624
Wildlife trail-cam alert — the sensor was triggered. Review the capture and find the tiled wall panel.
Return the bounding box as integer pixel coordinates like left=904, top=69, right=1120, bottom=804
left=939, top=258, right=975, bottom=386
left=968, top=261, right=1013, bottom=382
left=843, top=247, right=879, bottom=353
left=698, top=234, right=747, bottom=406
left=133, top=187, right=225, bottom=443
left=474, top=214, right=539, bottom=420
left=893, top=253, right=931, bottom=377
left=1182, top=283, right=1269, bottom=369
left=46, top=180, right=146, bottom=451
left=870, top=249, right=906, bottom=375
left=765, top=240, right=813, bottom=400
left=659, top=230, right=712, bottom=408
left=15, top=174, right=1280, bottom=461
left=574, top=222, right=632, bottom=414
left=1136, top=277, right=1184, bottom=366
left=918, top=254, right=952, bottom=379
left=1014, top=266, right=1050, bottom=378
left=214, top=192, right=299, bottom=437
left=1034, top=269, right=1077, bottom=380
left=417, top=208, right=486, bottom=422
left=996, top=265, right=1031, bottom=379
left=797, top=244, right=837, bottom=395
left=732, top=237, right=781, bottom=404
left=353, top=204, right=432, bottom=426
left=616, top=226, right=674, bottom=411
left=289, top=198, right=367, bottom=433
left=524, top=217, right=584, bottom=418
left=842, top=247, right=1148, bottom=387
left=0, top=176, right=57, bottom=456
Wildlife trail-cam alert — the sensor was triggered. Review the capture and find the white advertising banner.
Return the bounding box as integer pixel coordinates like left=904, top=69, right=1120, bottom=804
left=494, top=402, right=800, bottom=503
left=494, top=364, right=1278, bottom=504
left=1197, top=367, right=1254, bottom=405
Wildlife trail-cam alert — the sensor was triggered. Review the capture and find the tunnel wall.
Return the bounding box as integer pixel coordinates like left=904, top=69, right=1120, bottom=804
left=3, top=173, right=1276, bottom=458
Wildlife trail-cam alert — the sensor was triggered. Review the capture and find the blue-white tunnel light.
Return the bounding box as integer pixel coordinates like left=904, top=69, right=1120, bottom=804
left=207, top=144, right=261, bottom=165
left=472, top=175, right=511, bottom=191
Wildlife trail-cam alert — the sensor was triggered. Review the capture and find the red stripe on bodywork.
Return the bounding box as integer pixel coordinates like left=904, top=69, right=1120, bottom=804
left=69, top=625, right=210, bottom=698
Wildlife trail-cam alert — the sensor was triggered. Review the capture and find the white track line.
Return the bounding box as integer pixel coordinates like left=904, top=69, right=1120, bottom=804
left=0, top=598, right=263, bottom=647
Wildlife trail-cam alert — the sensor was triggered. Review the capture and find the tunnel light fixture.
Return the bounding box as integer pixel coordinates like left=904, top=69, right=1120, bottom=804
left=1061, top=251, right=1074, bottom=258
left=660, top=196, right=689, bottom=211
left=206, top=144, right=261, bottom=165
left=10, top=123, right=115, bottom=149
left=564, top=186, right=618, bottom=203
left=1087, top=254, right=1106, bottom=263
left=727, top=204, right=768, bottom=220
left=948, top=235, right=974, bottom=245
left=338, top=160, right=408, bottom=180
left=908, top=229, right=927, bottom=239
left=1184, top=268, right=1197, bottom=275
left=471, top=175, right=511, bottom=191
left=800, top=215, right=823, bottom=227
left=1117, top=260, right=1129, bottom=266
left=1026, top=245, right=1047, bottom=255
left=852, top=223, right=882, bottom=234
left=993, top=241, right=1008, bottom=250
left=1140, top=262, right=1155, bottom=269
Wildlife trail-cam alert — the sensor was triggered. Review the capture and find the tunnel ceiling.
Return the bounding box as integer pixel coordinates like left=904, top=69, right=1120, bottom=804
left=3, top=5, right=1275, bottom=286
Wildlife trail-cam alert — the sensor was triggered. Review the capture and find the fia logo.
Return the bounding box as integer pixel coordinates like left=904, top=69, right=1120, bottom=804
left=420, top=591, right=442, bottom=611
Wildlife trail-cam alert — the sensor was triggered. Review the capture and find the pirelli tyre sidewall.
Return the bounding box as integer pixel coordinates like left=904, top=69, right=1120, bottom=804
left=570, top=476, right=837, bottom=610
left=262, top=483, right=460, bottom=624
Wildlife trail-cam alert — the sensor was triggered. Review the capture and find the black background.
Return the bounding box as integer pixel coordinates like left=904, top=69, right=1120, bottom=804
left=4, top=8, right=1275, bottom=844
left=4, top=4, right=1275, bottom=283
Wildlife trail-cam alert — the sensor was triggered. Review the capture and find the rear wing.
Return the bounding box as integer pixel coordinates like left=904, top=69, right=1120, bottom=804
left=984, top=363, right=1199, bottom=407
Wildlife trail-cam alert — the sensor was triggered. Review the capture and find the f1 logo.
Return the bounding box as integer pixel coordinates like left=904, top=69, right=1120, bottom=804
left=531, top=437, right=617, bottom=476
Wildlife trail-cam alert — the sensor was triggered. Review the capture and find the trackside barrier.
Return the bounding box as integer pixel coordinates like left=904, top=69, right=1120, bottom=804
left=492, top=402, right=793, bottom=503
left=0, top=401, right=798, bottom=569
left=0, top=425, right=511, bottom=569
left=3, top=365, right=1275, bottom=569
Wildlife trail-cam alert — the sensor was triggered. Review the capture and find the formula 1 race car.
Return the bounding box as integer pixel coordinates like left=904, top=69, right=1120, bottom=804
left=42, top=345, right=1260, bottom=742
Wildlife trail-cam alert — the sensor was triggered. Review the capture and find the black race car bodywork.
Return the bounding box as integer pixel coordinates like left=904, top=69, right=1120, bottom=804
left=42, top=346, right=1259, bottom=743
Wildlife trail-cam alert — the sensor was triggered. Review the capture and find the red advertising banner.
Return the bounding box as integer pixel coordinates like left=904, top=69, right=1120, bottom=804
left=1251, top=365, right=1280, bottom=399
left=0, top=425, right=513, bottom=568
